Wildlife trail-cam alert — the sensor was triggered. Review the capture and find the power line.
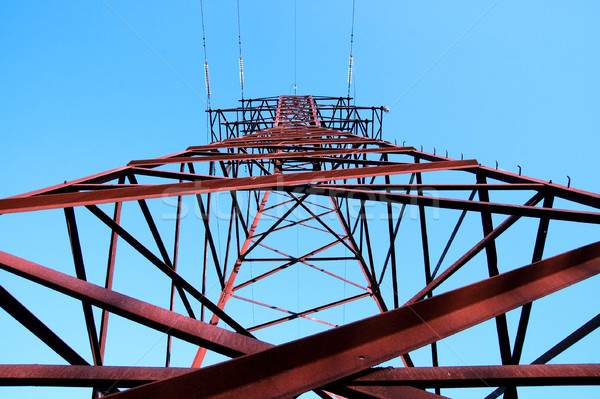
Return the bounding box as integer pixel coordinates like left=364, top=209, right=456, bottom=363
left=200, top=0, right=211, bottom=109
left=347, top=0, right=356, bottom=98
left=237, top=0, right=245, bottom=100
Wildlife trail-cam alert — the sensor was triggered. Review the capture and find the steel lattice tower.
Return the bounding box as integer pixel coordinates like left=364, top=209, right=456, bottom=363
left=0, top=95, right=598, bottom=398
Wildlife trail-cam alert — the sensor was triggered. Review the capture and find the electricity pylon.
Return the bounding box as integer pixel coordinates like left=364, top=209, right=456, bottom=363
left=0, top=95, right=598, bottom=398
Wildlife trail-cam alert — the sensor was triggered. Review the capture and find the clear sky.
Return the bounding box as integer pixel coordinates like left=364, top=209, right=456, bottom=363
left=1, top=1, right=599, bottom=398
left=1, top=1, right=599, bottom=197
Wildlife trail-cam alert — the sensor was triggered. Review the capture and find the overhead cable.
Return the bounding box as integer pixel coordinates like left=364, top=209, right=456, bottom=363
left=347, top=0, right=356, bottom=97
left=237, top=0, right=245, bottom=100
left=200, top=0, right=211, bottom=108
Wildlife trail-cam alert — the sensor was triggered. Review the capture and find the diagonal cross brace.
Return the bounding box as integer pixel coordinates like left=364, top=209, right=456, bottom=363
left=104, top=240, right=600, bottom=399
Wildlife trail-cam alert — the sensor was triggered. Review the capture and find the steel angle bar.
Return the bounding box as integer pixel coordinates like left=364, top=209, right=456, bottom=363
left=0, top=364, right=192, bottom=388
left=4, top=167, right=130, bottom=199
left=406, top=193, right=544, bottom=304
left=0, top=160, right=478, bottom=214
left=105, top=240, right=600, bottom=399
left=99, top=198, right=122, bottom=359
left=63, top=207, right=103, bottom=366
left=486, top=313, right=600, bottom=399
left=510, top=195, right=554, bottom=368
left=127, top=174, right=197, bottom=318
left=128, top=167, right=222, bottom=181
left=188, top=138, right=386, bottom=150
left=192, top=191, right=271, bottom=368
left=258, top=209, right=336, bottom=236
left=194, top=193, right=225, bottom=288
left=129, top=147, right=413, bottom=167
left=0, top=251, right=268, bottom=357
left=85, top=205, right=248, bottom=335
left=244, top=292, right=370, bottom=332
left=409, top=150, right=600, bottom=209
left=414, top=170, right=440, bottom=381
left=299, top=187, right=600, bottom=224
left=343, top=385, right=450, bottom=399
left=476, top=175, right=513, bottom=367
left=322, top=183, right=545, bottom=191
left=327, top=197, right=388, bottom=313
left=238, top=239, right=367, bottom=291
left=0, top=285, right=89, bottom=366
left=431, top=190, right=478, bottom=279
left=233, top=238, right=348, bottom=291
left=378, top=173, right=416, bottom=288
left=475, top=165, right=600, bottom=209
left=347, top=364, right=600, bottom=389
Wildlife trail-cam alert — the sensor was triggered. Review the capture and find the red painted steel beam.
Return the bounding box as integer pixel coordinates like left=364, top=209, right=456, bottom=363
left=128, top=147, right=413, bottom=167
left=4, top=167, right=129, bottom=199
left=1, top=364, right=597, bottom=390
left=406, top=193, right=544, bottom=304
left=0, top=285, right=89, bottom=366
left=5, top=147, right=194, bottom=198
left=0, top=251, right=270, bottom=358
left=105, top=240, right=600, bottom=399
left=0, top=364, right=191, bottom=388
left=303, top=187, right=600, bottom=224
left=347, top=364, right=600, bottom=388
left=223, top=131, right=358, bottom=142
left=187, top=137, right=388, bottom=150
left=246, top=293, right=370, bottom=332
left=0, top=160, right=477, bottom=214
left=409, top=150, right=600, bottom=209
left=322, top=183, right=546, bottom=191
left=128, top=167, right=222, bottom=182
left=64, top=207, right=103, bottom=366
left=344, top=385, right=449, bottom=399
left=86, top=204, right=245, bottom=335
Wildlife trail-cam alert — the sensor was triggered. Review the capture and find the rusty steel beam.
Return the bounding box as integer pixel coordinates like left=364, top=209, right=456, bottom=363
left=128, top=147, right=414, bottom=167
left=0, top=363, right=596, bottom=390
left=0, top=364, right=190, bottom=388
left=3, top=167, right=129, bottom=199
left=486, top=313, right=600, bottom=399
left=406, top=193, right=545, bottom=304
left=104, top=240, right=600, bottom=399
left=343, top=385, right=450, bottom=399
left=0, top=251, right=270, bottom=358
left=191, top=191, right=271, bottom=368
left=409, top=150, right=600, bottom=209
left=347, top=364, right=600, bottom=389
left=0, top=285, right=89, bottom=366
left=128, top=166, right=221, bottom=181
left=188, top=137, right=388, bottom=150
left=323, top=183, right=546, bottom=191
left=301, top=187, right=600, bottom=224
left=0, top=160, right=477, bottom=214
left=246, top=293, right=371, bottom=332
left=85, top=204, right=247, bottom=335
left=2, top=94, right=598, bottom=399
left=63, top=207, right=103, bottom=366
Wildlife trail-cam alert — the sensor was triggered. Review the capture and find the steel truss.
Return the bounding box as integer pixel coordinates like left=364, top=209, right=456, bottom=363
left=208, top=95, right=384, bottom=141
left=0, top=95, right=598, bottom=398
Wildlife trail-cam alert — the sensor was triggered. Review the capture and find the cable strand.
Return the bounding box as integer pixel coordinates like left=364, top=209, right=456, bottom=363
left=347, top=0, right=356, bottom=98
left=237, top=0, right=244, bottom=100
left=200, top=0, right=211, bottom=108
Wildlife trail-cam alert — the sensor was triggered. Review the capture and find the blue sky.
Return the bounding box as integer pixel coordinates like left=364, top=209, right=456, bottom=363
left=1, top=1, right=599, bottom=197
left=1, top=1, right=599, bottom=398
